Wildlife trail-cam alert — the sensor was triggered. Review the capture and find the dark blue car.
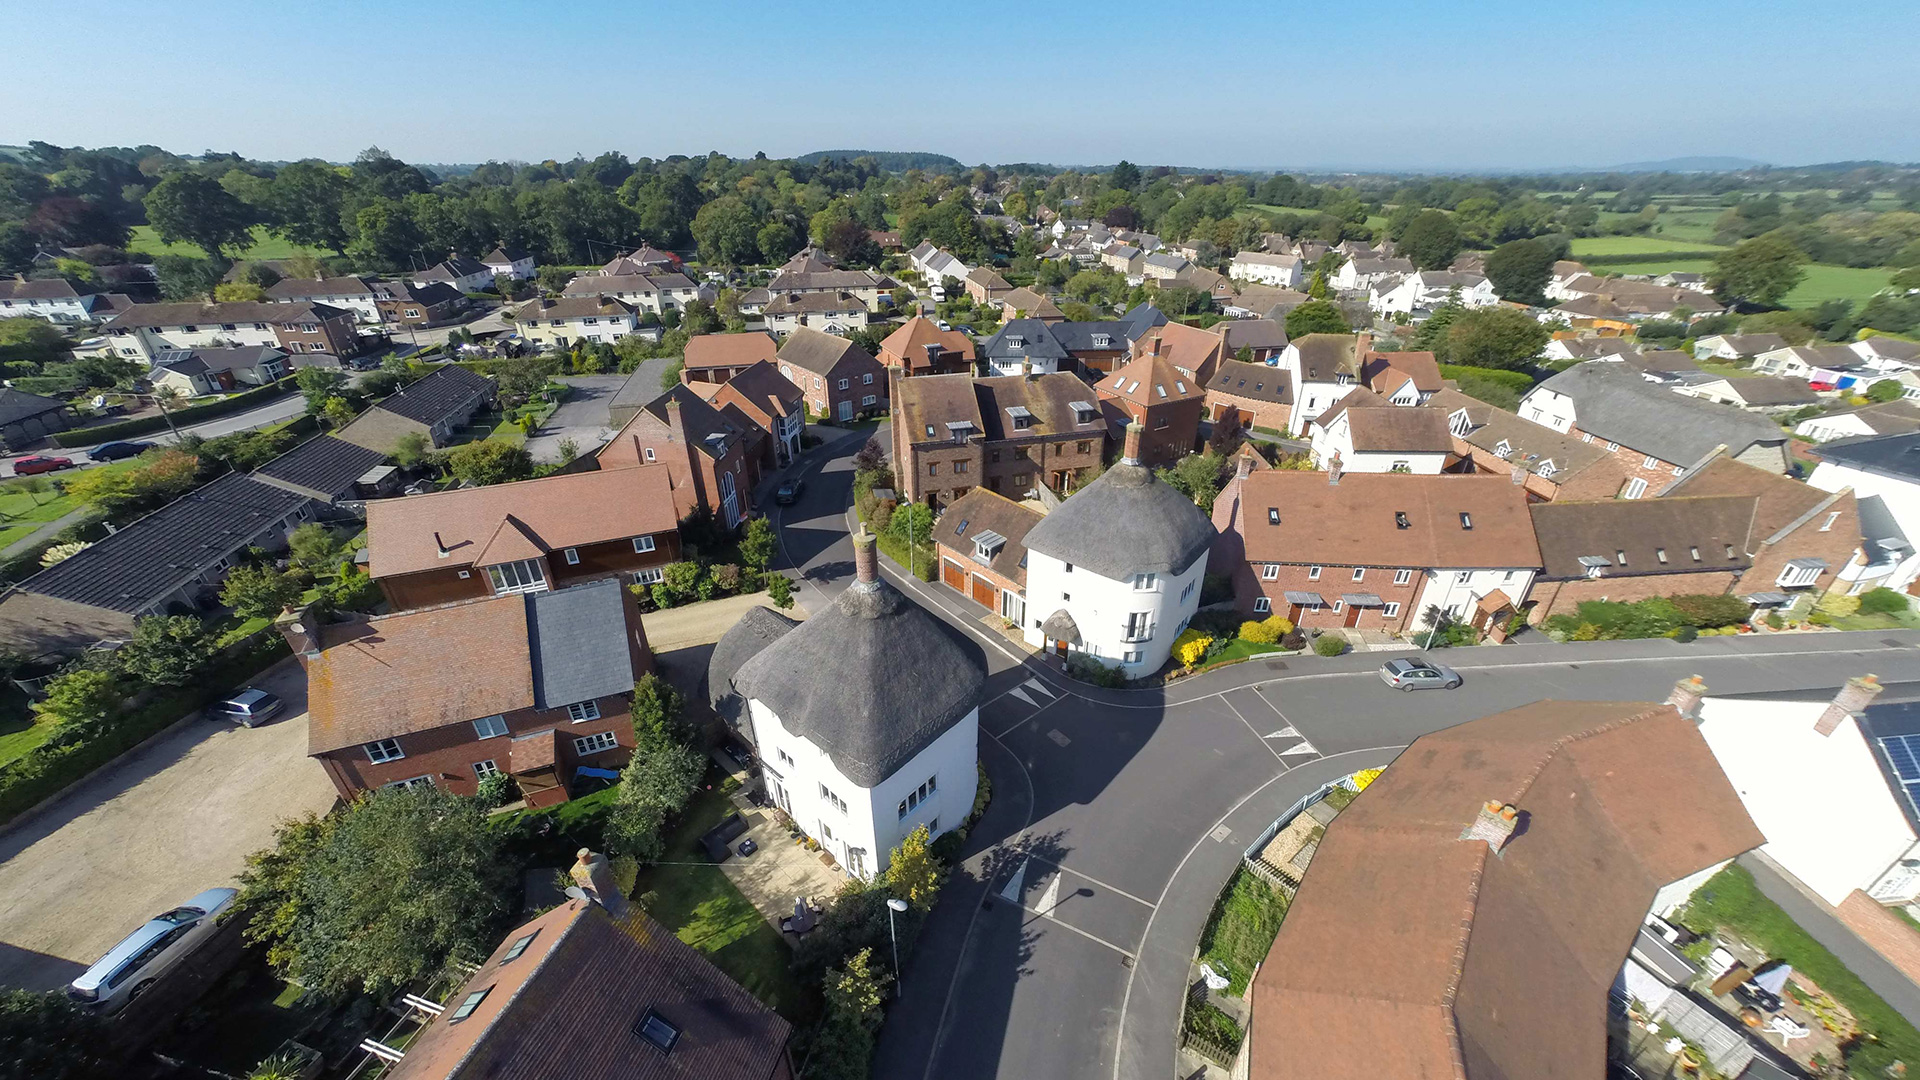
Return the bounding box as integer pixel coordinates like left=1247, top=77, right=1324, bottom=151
left=90, top=440, right=156, bottom=461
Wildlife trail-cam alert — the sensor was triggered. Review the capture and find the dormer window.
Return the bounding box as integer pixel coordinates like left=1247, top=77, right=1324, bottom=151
left=1579, top=555, right=1610, bottom=578
left=1008, top=335, right=1025, bottom=347
left=1494, top=440, right=1512, bottom=458
left=1091, top=334, right=1111, bottom=348
left=1616, top=550, right=1628, bottom=566
left=972, top=529, right=1006, bottom=563
left=1070, top=400, right=1097, bottom=424
left=1449, top=409, right=1472, bottom=436
left=1006, top=406, right=1034, bottom=430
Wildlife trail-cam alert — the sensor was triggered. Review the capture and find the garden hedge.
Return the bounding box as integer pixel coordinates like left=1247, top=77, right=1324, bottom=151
left=53, top=377, right=297, bottom=447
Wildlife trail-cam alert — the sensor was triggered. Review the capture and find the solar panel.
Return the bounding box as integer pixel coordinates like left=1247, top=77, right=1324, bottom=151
left=1885, top=734, right=1920, bottom=780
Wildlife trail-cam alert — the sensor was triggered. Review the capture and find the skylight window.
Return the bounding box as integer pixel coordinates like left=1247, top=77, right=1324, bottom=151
left=450, top=987, right=492, bottom=1022
left=636, top=1009, right=681, bottom=1053
left=1267, top=507, right=1280, bottom=525
left=501, top=931, right=538, bottom=964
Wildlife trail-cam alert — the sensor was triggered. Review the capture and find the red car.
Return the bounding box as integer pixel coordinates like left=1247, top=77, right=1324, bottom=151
left=12, top=455, right=74, bottom=475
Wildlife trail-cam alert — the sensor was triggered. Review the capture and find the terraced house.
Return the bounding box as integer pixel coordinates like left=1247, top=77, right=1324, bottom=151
left=597, top=384, right=759, bottom=528
left=890, top=370, right=1107, bottom=508
left=776, top=327, right=887, bottom=421
left=510, top=295, right=638, bottom=348
left=102, top=300, right=363, bottom=361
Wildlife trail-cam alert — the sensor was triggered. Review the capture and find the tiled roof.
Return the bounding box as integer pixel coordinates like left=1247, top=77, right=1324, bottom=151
left=1097, top=353, right=1200, bottom=407
left=1426, top=387, right=1615, bottom=482
left=375, top=365, right=495, bottom=425
left=932, top=488, right=1044, bottom=588
left=1665, top=453, right=1847, bottom=541
left=515, top=295, right=637, bottom=320
left=14, top=473, right=313, bottom=613
left=682, top=332, right=778, bottom=370
left=265, top=276, right=375, bottom=300
left=640, top=384, right=747, bottom=460
left=254, top=435, right=389, bottom=501
left=710, top=361, right=804, bottom=425
left=1211, top=319, right=1289, bottom=352
left=102, top=300, right=348, bottom=330
left=0, top=277, right=86, bottom=301
left=1529, top=495, right=1757, bottom=579
left=1250, top=700, right=1762, bottom=1080
left=880, top=318, right=976, bottom=369
left=365, top=465, right=677, bottom=579
left=1234, top=471, right=1539, bottom=569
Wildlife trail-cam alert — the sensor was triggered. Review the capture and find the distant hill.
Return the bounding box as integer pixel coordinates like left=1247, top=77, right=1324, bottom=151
left=1601, top=156, right=1769, bottom=173
left=795, top=150, right=963, bottom=171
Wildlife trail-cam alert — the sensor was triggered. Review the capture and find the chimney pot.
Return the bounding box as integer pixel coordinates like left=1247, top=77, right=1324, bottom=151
left=1461, top=799, right=1521, bottom=853
left=571, top=849, right=628, bottom=917
left=1667, top=674, right=1708, bottom=720
left=852, top=524, right=881, bottom=587
left=1328, top=451, right=1344, bottom=485
left=273, top=603, right=323, bottom=666
left=1121, top=421, right=1145, bottom=466
left=433, top=531, right=450, bottom=558
left=1236, top=451, right=1253, bottom=480
left=1815, top=674, right=1884, bottom=737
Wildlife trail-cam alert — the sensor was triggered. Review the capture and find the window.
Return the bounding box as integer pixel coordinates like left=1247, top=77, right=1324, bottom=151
left=1351, top=567, right=1366, bottom=582
left=563, top=547, right=580, bottom=565
left=1821, top=511, right=1841, bottom=532
left=1181, top=580, right=1195, bottom=602
left=838, top=378, right=849, bottom=390
left=566, top=701, right=602, bottom=722
left=1332, top=600, right=1345, bottom=613
left=1134, top=573, right=1158, bottom=591
left=636, top=1009, right=680, bottom=1053
left=1262, top=563, right=1279, bottom=581
left=1124, top=611, right=1152, bottom=641
left=1643, top=454, right=1660, bottom=469
left=1013, top=473, right=1030, bottom=487
left=1384, top=602, right=1401, bottom=618
left=1622, top=477, right=1648, bottom=499
left=1267, top=507, right=1280, bottom=525
left=863, top=373, right=874, bottom=385
left=1616, top=550, right=1628, bottom=565
left=365, top=739, right=404, bottom=763
left=1062, top=562, right=1072, bottom=573
left=1690, top=546, right=1701, bottom=561
left=573, top=731, right=619, bottom=755
left=1582, top=432, right=1594, bottom=443
left=1494, top=439, right=1512, bottom=457
left=473, top=759, right=500, bottom=779
left=863, top=394, right=877, bottom=406
left=929, top=462, right=939, bottom=476
left=501, top=931, right=538, bottom=963
left=643, top=446, right=656, bottom=462
left=1155, top=415, right=1170, bottom=429
left=1605, top=441, right=1619, bottom=452
left=1672, top=466, right=1686, bottom=477
left=1253, top=597, right=1271, bottom=614
left=1778, top=562, right=1824, bottom=587
left=633, top=567, right=664, bottom=585
left=1455, top=571, right=1472, bottom=584
left=955, top=460, right=969, bottom=473
left=1725, top=544, right=1736, bottom=559
left=630, top=535, right=657, bottom=555
left=473, top=715, right=508, bottom=739
left=1393, top=568, right=1412, bottom=585
left=1307, top=565, right=1322, bottom=580
left=487, top=559, right=548, bottom=594
left=898, top=775, right=939, bottom=818
left=1077, top=441, right=1091, bottom=453
left=819, top=784, right=848, bottom=814
left=1656, top=547, right=1668, bottom=564
left=1123, top=650, right=1143, bottom=664
left=385, top=775, right=434, bottom=791
left=1391, top=460, right=1409, bottom=471
left=778, top=749, right=795, bottom=767
left=450, top=987, right=492, bottom=1022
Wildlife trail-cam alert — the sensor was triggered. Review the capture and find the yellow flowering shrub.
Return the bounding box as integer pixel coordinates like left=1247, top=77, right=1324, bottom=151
left=1174, top=629, right=1212, bottom=667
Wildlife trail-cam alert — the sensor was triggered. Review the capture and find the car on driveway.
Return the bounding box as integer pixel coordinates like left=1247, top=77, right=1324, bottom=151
left=207, top=688, right=284, bottom=726
left=1377, top=657, right=1462, bottom=691
left=774, top=477, right=805, bottom=505
left=68, top=887, right=236, bottom=1014
left=90, top=440, right=156, bottom=461
left=12, top=455, right=74, bottom=475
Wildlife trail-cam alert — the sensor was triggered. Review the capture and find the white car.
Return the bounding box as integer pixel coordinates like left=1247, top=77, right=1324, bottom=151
left=69, top=887, right=237, bottom=1014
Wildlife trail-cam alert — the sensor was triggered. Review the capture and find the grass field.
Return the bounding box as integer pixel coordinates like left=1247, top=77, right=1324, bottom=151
left=1569, top=236, right=1729, bottom=257
left=1586, top=256, right=1894, bottom=307
left=127, top=225, right=335, bottom=262
left=0, top=458, right=144, bottom=550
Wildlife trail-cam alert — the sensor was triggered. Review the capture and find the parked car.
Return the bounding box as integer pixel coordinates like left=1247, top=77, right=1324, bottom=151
left=774, top=478, right=805, bottom=505
left=69, top=888, right=237, bottom=1014
left=937, top=320, right=953, bottom=332
left=1377, top=657, right=1462, bottom=691
left=345, top=354, right=383, bottom=371
left=12, top=455, right=74, bottom=475
left=89, top=440, right=156, bottom=461
left=207, top=688, right=284, bottom=726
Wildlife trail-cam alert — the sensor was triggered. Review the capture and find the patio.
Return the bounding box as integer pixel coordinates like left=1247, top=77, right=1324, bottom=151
left=713, top=801, right=847, bottom=932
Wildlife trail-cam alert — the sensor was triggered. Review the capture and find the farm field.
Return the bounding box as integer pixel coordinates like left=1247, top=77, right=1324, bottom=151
left=1570, top=235, right=1729, bottom=256
left=127, top=225, right=335, bottom=261
left=1585, top=257, right=1893, bottom=308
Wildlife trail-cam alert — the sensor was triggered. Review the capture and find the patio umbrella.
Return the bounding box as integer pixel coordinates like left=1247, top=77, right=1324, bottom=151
left=1751, top=964, right=1792, bottom=996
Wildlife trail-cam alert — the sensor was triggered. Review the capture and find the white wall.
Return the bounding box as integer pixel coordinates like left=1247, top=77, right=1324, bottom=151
left=1412, top=567, right=1537, bottom=626
left=1310, top=413, right=1447, bottom=474
left=519, top=315, right=637, bottom=347
left=113, top=323, right=282, bottom=362
left=748, top=697, right=978, bottom=879
left=1229, top=259, right=1301, bottom=289
left=0, top=296, right=92, bottom=322
left=1695, top=696, right=1920, bottom=905
left=1022, top=548, right=1206, bottom=677
left=1517, top=385, right=1577, bottom=433
left=1810, top=460, right=1920, bottom=590
left=275, top=293, right=382, bottom=323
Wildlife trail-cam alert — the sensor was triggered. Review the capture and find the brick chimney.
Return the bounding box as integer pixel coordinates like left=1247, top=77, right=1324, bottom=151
left=1122, top=420, right=1145, bottom=466
left=1328, top=450, right=1344, bottom=485
left=273, top=604, right=323, bottom=668
left=852, top=524, right=881, bottom=587
left=1815, top=674, right=1884, bottom=737
left=1461, top=800, right=1520, bottom=853
left=1356, top=330, right=1373, bottom=358
left=1667, top=675, right=1709, bottom=720
left=1236, top=450, right=1253, bottom=481
left=570, top=849, right=628, bottom=917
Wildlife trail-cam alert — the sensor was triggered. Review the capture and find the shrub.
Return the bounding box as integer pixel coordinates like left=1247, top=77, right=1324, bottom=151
left=1239, top=616, right=1292, bottom=644
left=1671, top=593, right=1753, bottom=628
left=1066, top=655, right=1127, bottom=687
left=1174, top=629, right=1212, bottom=667
left=1570, top=622, right=1602, bottom=641
left=1673, top=625, right=1699, bottom=642
left=1859, top=587, right=1908, bottom=615
left=766, top=573, right=795, bottom=609
left=1312, top=633, right=1347, bottom=657
left=1766, top=611, right=1786, bottom=630
left=1815, top=591, right=1861, bottom=618
left=1806, top=611, right=1834, bottom=627
left=1281, top=630, right=1306, bottom=651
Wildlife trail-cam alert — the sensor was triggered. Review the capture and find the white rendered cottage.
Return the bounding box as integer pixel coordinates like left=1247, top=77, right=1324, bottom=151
left=708, top=530, right=984, bottom=879
left=1022, top=422, right=1215, bottom=677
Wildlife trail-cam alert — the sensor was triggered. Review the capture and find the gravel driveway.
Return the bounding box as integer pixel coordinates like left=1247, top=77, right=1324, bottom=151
left=0, top=658, right=338, bottom=992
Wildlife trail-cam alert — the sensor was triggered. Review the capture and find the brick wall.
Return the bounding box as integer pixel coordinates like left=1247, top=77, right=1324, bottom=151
left=1568, top=425, right=1687, bottom=495
left=1233, top=559, right=1423, bottom=632
left=1527, top=569, right=1740, bottom=622
left=315, top=695, right=634, bottom=799
left=1836, top=891, right=1920, bottom=986
left=1746, top=495, right=1859, bottom=602
left=1099, top=395, right=1202, bottom=468
left=1204, top=390, right=1290, bottom=434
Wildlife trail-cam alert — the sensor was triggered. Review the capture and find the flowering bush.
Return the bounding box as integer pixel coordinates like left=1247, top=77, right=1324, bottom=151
left=1174, top=629, right=1212, bottom=668
left=1238, top=615, right=1294, bottom=644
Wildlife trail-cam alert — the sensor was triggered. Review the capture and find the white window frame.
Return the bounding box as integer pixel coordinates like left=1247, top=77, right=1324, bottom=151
left=1455, top=571, right=1472, bottom=584
left=1252, top=596, right=1271, bottom=614
left=1622, top=477, right=1649, bottom=499
left=1307, top=565, right=1322, bottom=580
left=384, top=775, right=434, bottom=791
left=567, top=701, right=602, bottom=722
left=563, top=547, right=580, bottom=565
left=633, top=535, right=656, bottom=553
left=838, top=378, right=850, bottom=390
left=1820, top=511, right=1841, bottom=532
left=1133, top=573, right=1158, bottom=592
left=472, top=715, right=508, bottom=739
left=487, top=558, right=548, bottom=595
left=365, top=738, right=405, bottom=763
left=573, top=731, right=619, bottom=755
left=1384, top=601, right=1401, bottom=618
left=643, top=446, right=656, bottom=462
left=473, top=759, right=500, bottom=779
left=1351, top=567, right=1366, bottom=582
left=1392, top=568, right=1412, bottom=585
left=1262, top=563, right=1279, bottom=581
left=633, top=567, right=664, bottom=585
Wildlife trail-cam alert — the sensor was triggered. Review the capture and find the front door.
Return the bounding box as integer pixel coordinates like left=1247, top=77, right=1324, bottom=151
left=769, top=778, right=790, bottom=813
left=839, top=399, right=853, bottom=420
left=1054, top=639, right=1069, bottom=660
left=1343, top=603, right=1362, bottom=628
left=1287, top=604, right=1303, bottom=624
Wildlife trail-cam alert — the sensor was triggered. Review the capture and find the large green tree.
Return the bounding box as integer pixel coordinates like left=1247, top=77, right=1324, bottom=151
left=1397, top=209, right=1463, bottom=271
left=1482, top=238, right=1556, bottom=304
left=237, top=788, right=512, bottom=998
left=143, top=172, right=255, bottom=259
left=117, top=615, right=216, bottom=687
left=269, top=160, right=350, bottom=251
left=690, top=196, right=761, bottom=266
left=1710, top=234, right=1808, bottom=308
left=446, top=439, right=533, bottom=486
left=0, top=990, right=104, bottom=1080
left=1443, top=306, right=1550, bottom=371
left=1284, top=299, right=1351, bottom=338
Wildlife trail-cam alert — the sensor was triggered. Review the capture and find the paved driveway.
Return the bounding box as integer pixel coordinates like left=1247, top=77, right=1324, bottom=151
left=525, top=375, right=629, bottom=463
left=0, top=658, right=338, bottom=992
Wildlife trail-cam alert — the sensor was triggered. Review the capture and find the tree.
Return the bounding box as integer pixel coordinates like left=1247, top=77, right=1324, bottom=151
left=1156, top=452, right=1226, bottom=508
left=1284, top=300, right=1350, bottom=338
left=629, top=673, right=690, bottom=752
left=118, top=615, right=216, bottom=687
left=1109, top=160, right=1141, bottom=191
left=766, top=573, right=795, bottom=609
left=220, top=565, right=306, bottom=620
left=294, top=365, right=347, bottom=410
left=320, top=397, right=356, bottom=430
left=690, top=196, right=761, bottom=266
left=1443, top=306, right=1550, bottom=371
left=1397, top=210, right=1463, bottom=271
left=0, top=989, right=104, bottom=1080
left=144, top=172, right=255, bottom=259
left=392, top=430, right=429, bottom=467
left=1710, top=234, right=1808, bottom=308
left=1483, top=238, right=1556, bottom=304
left=269, top=160, right=350, bottom=251
left=287, top=523, right=343, bottom=573
left=32, top=669, right=120, bottom=738
left=491, top=356, right=550, bottom=404
left=808, top=948, right=892, bottom=1080
left=885, top=824, right=944, bottom=910
left=63, top=448, right=197, bottom=522
left=755, top=220, right=802, bottom=264
left=0, top=317, right=72, bottom=366
left=739, top=516, right=777, bottom=576
left=153, top=254, right=227, bottom=302
left=446, top=439, right=533, bottom=486
left=886, top=502, right=933, bottom=547
left=213, top=281, right=267, bottom=302
left=605, top=740, right=705, bottom=862
left=237, top=787, right=511, bottom=998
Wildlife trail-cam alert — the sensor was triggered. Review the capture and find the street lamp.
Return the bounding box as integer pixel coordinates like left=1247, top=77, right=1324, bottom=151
left=886, top=897, right=909, bottom=996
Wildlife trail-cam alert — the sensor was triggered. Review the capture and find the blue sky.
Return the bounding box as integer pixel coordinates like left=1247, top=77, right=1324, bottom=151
left=4, top=1, right=1917, bottom=172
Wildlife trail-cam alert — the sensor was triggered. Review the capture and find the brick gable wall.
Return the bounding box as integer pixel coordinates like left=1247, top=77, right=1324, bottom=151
left=314, top=695, right=634, bottom=800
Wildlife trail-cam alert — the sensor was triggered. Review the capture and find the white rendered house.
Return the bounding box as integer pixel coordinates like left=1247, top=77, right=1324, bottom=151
left=709, top=531, right=984, bottom=879
left=1021, top=422, right=1214, bottom=677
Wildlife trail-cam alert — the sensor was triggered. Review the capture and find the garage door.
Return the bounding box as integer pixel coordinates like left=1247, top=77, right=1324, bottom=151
left=972, top=575, right=997, bottom=608
left=942, top=559, right=965, bottom=591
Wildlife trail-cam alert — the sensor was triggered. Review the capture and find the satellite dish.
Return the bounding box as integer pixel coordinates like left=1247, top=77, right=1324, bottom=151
left=564, top=886, right=589, bottom=903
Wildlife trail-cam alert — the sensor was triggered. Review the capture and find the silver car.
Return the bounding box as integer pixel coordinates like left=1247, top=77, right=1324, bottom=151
left=1378, top=657, right=1462, bottom=691
left=208, top=688, right=283, bottom=727
left=68, top=887, right=237, bottom=1014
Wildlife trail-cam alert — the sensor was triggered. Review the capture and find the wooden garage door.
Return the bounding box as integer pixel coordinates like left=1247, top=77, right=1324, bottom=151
left=972, top=574, right=997, bottom=608
left=942, top=559, right=965, bottom=591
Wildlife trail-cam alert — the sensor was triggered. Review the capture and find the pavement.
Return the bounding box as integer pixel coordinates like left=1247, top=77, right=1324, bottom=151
left=717, top=806, right=846, bottom=930
left=0, top=658, right=340, bottom=992
left=523, top=374, right=628, bottom=463
left=760, top=424, right=1920, bottom=1080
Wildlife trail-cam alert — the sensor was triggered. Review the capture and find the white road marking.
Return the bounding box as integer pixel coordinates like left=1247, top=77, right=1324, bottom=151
left=1023, top=856, right=1159, bottom=909
left=1264, top=726, right=1299, bottom=739
left=1221, top=697, right=1288, bottom=765
left=1024, top=678, right=1055, bottom=698
left=1037, top=871, right=1062, bottom=918
left=1047, top=729, right=1071, bottom=747
left=1006, top=687, right=1038, bottom=708
left=998, top=858, right=1028, bottom=904
left=1281, top=740, right=1319, bottom=757
left=1018, top=904, right=1138, bottom=959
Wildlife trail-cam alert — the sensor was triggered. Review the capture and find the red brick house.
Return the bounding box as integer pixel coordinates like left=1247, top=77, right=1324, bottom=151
left=598, top=385, right=759, bottom=528
left=682, top=331, right=779, bottom=384
left=1664, top=450, right=1859, bottom=611
left=1212, top=464, right=1540, bottom=634
left=776, top=327, right=888, bottom=422
left=931, top=487, right=1044, bottom=627
left=1205, top=359, right=1293, bottom=435
left=1128, top=321, right=1228, bottom=385
left=878, top=317, right=977, bottom=376
left=1526, top=495, right=1757, bottom=622
left=696, top=360, right=806, bottom=468
left=1427, top=387, right=1632, bottom=502
left=291, top=577, right=651, bottom=807
left=891, top=371, right=1107, bottom=508
left=364, top=464, right=681, bottom=612
left=1095, top=352, right=1203, bottom=468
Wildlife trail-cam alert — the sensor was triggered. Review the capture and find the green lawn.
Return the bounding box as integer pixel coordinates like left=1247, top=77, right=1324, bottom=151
left=0, top=458, right=146, bottom=550
left=1693, top=359, right=1760, bottom=380
left=0, top=710, right=52, bottom=770
left=127, top=224, right=335, bottom=262
left=1197, top=867, right=1289, bottom=996
left=1828, top=607, right=1920, bottom=632
left=1581, top=257, right=1895, bottom=308
left=630, top=785, right=815, bottom=1022
left=1570, top=236, right=1730, bottom=257
left=1208, top=638, right=1287, bottom=666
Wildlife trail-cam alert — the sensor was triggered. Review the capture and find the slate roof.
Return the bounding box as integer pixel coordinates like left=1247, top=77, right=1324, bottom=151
left=414, top=256, right=489, bottom=283
left=1212, top=319, right=1289, bottom=353
left=14, top=473, right=313, bottom=614
left=102, top=300, right=348, bottom=329
left=1811, top=431, right=1920, bottom=481
left=527, top=579, right=637, bottom=710
left=154, top=345, right=285, bottom=377
left=253, top=435, right=390, bottom=501
left=1534, top=362, right=1787, bottom=463
left=0, top=388, right=69, bottom=425
left=1529, top=495, right=1758, bottom=579
left=733, top=570, right=986, bottom=786
left=1209, top=360, right=1292, bottom=405
left=980, top=319, right=1070, bottom=363
left=1426, top=387, right=1616, bottom=482
left=384, top=899, right=791, bottom=1080
left=1023, top=455, right=1215, bottom=579
left=376, top=364, right=495, bottom=425
left=1249, top=700, right=1762, bottom=1080
left=1860, top=336, right=1920, bottom=363
left=707, top=606, right=800, bottom=728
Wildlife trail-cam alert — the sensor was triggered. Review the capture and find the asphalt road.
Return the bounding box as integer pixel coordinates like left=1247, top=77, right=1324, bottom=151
left=766, top=427, right=1920, bottom=1080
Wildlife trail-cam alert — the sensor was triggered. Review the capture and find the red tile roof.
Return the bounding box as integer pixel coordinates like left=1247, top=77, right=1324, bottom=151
left=683, top=332, right=778, bottom=371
